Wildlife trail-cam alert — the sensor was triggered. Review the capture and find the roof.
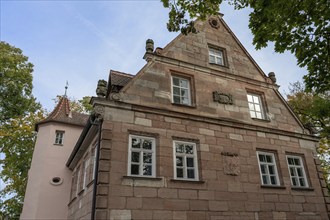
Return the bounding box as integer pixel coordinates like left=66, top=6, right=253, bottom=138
left=107, top=70, right=134, bottom=96
left=36, top=96, right=89, bottom=130
left=110, top=70, right=134, bottom=87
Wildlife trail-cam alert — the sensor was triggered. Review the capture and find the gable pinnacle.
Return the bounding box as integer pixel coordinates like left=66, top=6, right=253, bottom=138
left=64, top=81, right=69, bottom=97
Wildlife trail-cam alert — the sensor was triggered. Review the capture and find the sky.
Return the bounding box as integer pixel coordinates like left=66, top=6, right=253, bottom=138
left=1, top=1, right=307, bottom=112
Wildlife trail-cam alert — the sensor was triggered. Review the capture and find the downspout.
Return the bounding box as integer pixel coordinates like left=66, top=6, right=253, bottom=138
left=91, top=118, right=103, bottom=220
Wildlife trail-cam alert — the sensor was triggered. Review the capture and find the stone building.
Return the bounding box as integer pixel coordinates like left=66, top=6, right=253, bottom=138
left=22, top=14, right=329, bottom=220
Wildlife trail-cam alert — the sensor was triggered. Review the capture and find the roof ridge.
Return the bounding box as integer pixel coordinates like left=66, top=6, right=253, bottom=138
left=111, top=70, right=134, bottom=77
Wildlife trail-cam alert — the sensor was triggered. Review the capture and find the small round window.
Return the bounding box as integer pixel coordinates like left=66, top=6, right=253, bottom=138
left=50, top=177, right=63, bottom=186
left=209, top=18, right=220, bottom=29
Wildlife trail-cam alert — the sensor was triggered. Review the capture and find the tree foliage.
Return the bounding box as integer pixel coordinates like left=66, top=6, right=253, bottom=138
left=0, top=109, right=45, bottom=218
left=0, top=41, right=38, bottom=124
left=161, top=0, right=330, bottom=93
left=287, top=81, right=330, bottom=190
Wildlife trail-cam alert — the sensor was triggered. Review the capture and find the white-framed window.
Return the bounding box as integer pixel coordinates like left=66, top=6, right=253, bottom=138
left=128, top=135, right=156, bottom=177
left=209, top=47, right=224, bottom=65
left=83, top=158, right=90, bottom=188
left=286, top=155, right=308, bottom=187
left=257, top=151, right=280, bottom=186
left=54, top=130, right=64, bottom=145
left=173, top=140, right=199, bottom=180
left=172, top=76, right=191, bottom=105
left=247, top=93, right=265, bottom=119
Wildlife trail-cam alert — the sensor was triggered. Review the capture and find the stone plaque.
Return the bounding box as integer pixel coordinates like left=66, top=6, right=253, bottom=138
left=213, top=91, right=233, bottom=105
left=222, top=152, right=240, bottom=176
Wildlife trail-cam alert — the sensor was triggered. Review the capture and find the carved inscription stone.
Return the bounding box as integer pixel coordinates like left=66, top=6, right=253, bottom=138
left=213, top=91, right=233, bottom=105
left=221, top=152, right=240, bottom=176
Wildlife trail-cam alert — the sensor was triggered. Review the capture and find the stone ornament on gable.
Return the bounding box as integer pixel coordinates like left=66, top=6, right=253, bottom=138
left=213, top=91, right=233, bottom=105
left=96, top=79, right=107, bottom=97
left=92, top=105, right=105, bottom=121
left=209, top=17, right=220, bottom=29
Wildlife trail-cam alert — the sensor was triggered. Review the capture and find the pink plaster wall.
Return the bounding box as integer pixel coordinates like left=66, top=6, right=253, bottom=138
left=21, top=122, right=83, bottom=219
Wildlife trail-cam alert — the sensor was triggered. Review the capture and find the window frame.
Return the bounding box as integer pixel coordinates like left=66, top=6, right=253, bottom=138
left=173, top=140, right=199, bottom=181
left=171, top=75, right=192, bottom=106
left=209, top=47, right=225, bottom=66
left=286, top=155, right=309, bottom=188
left=54, top=130, right=65, bottom=145
left=247, top=93, right=267, bottom=120
left=256, top=151, right=280, bottom=186
left=83, top=158, right=90, bottom=188
left=127, top=135, right=156, bottom=178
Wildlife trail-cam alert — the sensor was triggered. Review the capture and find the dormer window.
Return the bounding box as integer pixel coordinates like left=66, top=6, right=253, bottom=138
left=209, top=47, right=226, bottom=66
left=55, top=130, right=64, bottom=145
left=172, top=75, right=191, bottom=106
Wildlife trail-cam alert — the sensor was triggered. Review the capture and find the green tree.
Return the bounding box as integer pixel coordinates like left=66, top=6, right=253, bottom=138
left=0, top=41, right=38, bottom=124
left=161, top=0, right=330, bottom=93
left=287, top=81, right=330, bottom=191
left=0, top=109, right=45, bottom=219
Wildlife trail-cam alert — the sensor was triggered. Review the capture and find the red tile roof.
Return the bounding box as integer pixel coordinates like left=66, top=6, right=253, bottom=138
left=36, top=96, right=89, bottom=130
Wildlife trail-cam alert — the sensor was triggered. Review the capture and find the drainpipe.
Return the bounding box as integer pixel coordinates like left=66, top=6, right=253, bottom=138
left=91, top=117, right=102, bottom=220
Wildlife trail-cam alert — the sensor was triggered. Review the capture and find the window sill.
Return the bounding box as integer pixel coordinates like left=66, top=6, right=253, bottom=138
left=251, top=118, right=271, bottom=123
left=291, top=187, right=314, bottom=191
left=209, top=63, right=229, bottom=69
left=78, top=189, right=84, bottom=196
left=172, top=103, right=196, bottom=108
left=53, top=143, right=63, bottom=146
left=86, top=179, right=94, bottom=188
left=170, top=179, right=205, bottom=184
left=123, top=175, right=163, bottom=181
left=261, top=185, right=286, bottom=189
left=68, top=197, right=77, bottom=206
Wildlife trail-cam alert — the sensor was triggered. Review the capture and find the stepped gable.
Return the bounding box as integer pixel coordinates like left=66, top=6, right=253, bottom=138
left=36, top=96, right=89, bottom=130
left=107, top=70, right=134, bottom=95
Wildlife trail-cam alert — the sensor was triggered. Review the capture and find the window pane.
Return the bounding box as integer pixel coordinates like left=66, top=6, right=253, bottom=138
left=143, top=165, right=152, bottom=176
left=270, top=176, right=277, bottom=185
left=260, top=165, right=266, bottom=174
left=142, top=140, right=152, bottom=149
left=290, top=167, right=295, bottom=176
left=131, top=152, right=140, bottom=163
left=247, top=95, right=253, bottom=102
left=209, top=56, right=215, bottom=63
left=262, top=175, right=268, bottom=184
left=173, top=96, right=180, bottom=104
left=250, top=111, right=256, bottom=118
left=297, top=168, right=303, bottom=177
left=182, top=97, right=189, bottom=105
left=173, top=87, right=180, bottom=95
left=187, top=169, right=195, bottom=179
left=248, top=103, right=255, bottom=111
left=143, top=153, right=152, bottom=163
left=292, top=177, right=298, bottom=186
left=180, top=79, right=188, bottom=88
left=266, top=155, right=272, bottom=163
left=131, top=165, right=139, bottom=175
left=132, top=138, right=141, bottom=148
left=288, top=157, right=294, bottom=165
left=259, top=154, right=266, bottom=162
left=253, top=96, right=260, bottom=103
left=176, top=156, right=183, bottom=166
left=268, top=165, right=275, bottom=175
left=299, top=178, right=305, bottom=187
left=173, top=77, right=180, bottom=86
left=185, top=145, right=194, bottom=154
left=186, top=157, right=194, bottom=167
left=294, top=158, right=300, bottom=165
left=176, top=168, right=183, bottom=178
left=255, top=104, right=261, bottom=112
left=176, top=144, right=184, bottom=153
left=256, top=112, right=262, bottom=119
